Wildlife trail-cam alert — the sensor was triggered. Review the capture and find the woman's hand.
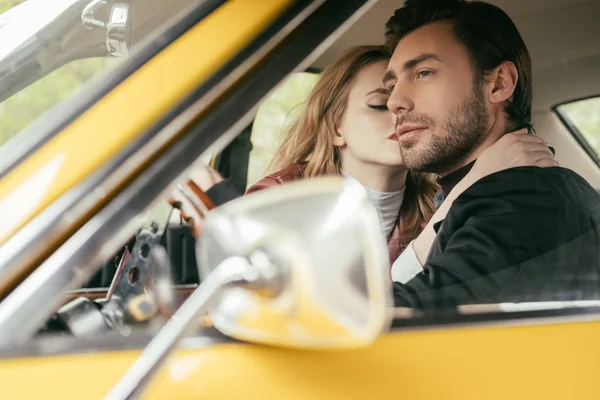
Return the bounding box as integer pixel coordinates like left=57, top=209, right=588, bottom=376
left=466, top=128, right=558, bottom=184
left=168, top=163, right=224, bottom=235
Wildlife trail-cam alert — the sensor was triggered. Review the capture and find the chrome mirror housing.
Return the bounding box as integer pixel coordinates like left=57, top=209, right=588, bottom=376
left=106, top=3, right=131, bottom=57
left=82, top=1, right=131, bottom=57
left=197, top=176, right=393, bottom=348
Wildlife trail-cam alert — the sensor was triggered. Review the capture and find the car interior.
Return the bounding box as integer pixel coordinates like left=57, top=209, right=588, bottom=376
left=80, top=0, right=600, bottom=313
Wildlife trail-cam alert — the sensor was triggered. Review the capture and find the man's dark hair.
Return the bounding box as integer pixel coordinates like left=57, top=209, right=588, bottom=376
left=385, top=0, right=532, bottom=130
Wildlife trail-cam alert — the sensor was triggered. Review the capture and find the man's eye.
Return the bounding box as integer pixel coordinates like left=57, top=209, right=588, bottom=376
left=417, top=70, right=433, bottom=79
left=368, top=104, right=388, bottom=111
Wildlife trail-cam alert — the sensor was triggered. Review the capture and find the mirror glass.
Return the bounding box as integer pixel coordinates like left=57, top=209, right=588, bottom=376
left=196, top=176, right=393, bottom=348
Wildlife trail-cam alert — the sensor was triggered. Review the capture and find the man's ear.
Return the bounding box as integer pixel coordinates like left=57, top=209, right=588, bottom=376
left=332, top=127, right=346, bottom=147
left=487, top=61, right=518, bottom=104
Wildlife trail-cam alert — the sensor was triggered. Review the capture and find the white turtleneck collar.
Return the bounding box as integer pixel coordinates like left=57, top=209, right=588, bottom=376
left=341, top=170, right=405, bottom=238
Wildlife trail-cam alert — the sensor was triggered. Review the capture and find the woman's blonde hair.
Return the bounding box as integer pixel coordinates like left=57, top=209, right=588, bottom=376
left=268, top=45, right=437, bottom=238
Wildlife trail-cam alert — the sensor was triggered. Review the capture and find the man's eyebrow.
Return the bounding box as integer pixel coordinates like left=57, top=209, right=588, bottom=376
left=366, top=88, right=390, bottom=96
left=383, top=53, right=442, bottom=86
left=402, top=53, right=442, bottom=72
left=382, top=70, right=396, bottom=85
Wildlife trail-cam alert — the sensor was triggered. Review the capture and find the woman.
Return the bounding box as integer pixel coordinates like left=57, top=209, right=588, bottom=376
left=244, top=45, right=437, bottom=263
left=181, top=45, right=556, bottom=269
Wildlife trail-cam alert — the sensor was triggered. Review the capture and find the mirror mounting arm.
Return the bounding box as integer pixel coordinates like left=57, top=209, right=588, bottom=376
left=104, top=254, right=284, bottom=400
left=82, top=0, right=108, bottom=30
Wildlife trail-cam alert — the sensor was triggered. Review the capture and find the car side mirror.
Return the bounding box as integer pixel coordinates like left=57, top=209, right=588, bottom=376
left=105, top=176, right=393, bottom=400
left=197, top=176, right=393, bottom=348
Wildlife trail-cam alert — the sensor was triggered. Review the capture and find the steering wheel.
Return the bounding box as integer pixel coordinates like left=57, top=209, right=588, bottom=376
left=46, top=178, right=216, bottom=337
left=103, top=226, right=177, bottom=323
left=103, top=178, right=216, bottom=326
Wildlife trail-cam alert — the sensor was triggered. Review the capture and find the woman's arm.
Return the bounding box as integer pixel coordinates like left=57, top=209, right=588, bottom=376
left=170, top=163, right=282, bottom=231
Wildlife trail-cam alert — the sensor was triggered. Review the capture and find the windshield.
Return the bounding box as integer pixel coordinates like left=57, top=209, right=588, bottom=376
left=0, top=0, right=200, bottom=151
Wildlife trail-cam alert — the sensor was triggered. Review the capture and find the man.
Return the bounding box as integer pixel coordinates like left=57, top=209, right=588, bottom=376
left=384, top=0, right=600, bottom=308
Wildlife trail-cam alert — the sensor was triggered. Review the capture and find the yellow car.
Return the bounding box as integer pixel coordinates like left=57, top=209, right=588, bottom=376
left=0, top=0, right=599, bottom=398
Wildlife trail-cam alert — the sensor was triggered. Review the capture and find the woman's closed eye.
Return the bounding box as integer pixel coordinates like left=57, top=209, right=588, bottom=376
left=367, top=104, right=388, bottom=111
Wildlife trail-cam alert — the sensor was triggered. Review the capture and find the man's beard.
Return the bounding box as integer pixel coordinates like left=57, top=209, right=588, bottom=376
left=399, top=83, right=489, bottom=174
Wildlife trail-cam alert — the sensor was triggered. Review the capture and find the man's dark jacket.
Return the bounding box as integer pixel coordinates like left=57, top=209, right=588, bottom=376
left=394, top=166, right=600, bottom=309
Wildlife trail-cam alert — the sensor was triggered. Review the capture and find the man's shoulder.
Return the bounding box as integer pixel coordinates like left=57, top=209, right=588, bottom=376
left=469, top=166, right=597, bottom=198
left=437, top=166, right=600, bottom=241
left=512, top=166, right=590, bottom=186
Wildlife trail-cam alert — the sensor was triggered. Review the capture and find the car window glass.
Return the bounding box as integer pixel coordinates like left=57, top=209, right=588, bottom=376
left=556, top=97, right=600, bottom=161
left=0, top=57, right=119, bottom=147
left=0, top=0, right=202, bottom=151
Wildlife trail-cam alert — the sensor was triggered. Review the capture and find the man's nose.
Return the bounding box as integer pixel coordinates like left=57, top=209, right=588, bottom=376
left=387, top=87, right=414, bottom=116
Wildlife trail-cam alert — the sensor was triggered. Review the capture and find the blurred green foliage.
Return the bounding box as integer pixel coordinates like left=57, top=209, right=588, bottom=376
left=560, top=98, right=600, bottom=154
left=0, top=0, right=117, bottom=147
left=0, top=0, right=22, bottom=14
left=0, top=58, right=118, bottom=147
left=248, top=72, right=319, bottom=187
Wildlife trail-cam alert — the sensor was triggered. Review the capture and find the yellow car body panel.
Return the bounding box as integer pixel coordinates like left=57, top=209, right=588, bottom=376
left=0, top=0, right=292, bottom=246
left=1, top=319, right=599, bottom=399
